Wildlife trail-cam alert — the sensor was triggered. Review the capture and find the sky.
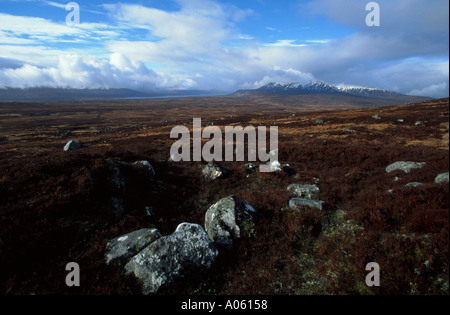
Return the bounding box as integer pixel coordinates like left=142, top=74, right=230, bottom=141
left=0, top=0, right=448, bottom=97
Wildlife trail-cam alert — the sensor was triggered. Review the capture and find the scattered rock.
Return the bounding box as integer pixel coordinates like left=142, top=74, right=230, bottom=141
left=287, top=184, right=320, bottom=199
left=343, top=129, right=356, bottom=134
left=124, top=223, right=218, bottom=295
left=202, top=160, right=230, bottom=180
left=289, top=198, right=325, bottom=211
left=386, top=161, right=426, bottom=174
left=315, top=119, right=325, bottom=125
left=435, top=172, right=449, bottom=184
left=404, top=182, right=424, bottom=188
left=204, top=196, right=256, bottom=251
left=105, top=228, right=161, bottom=266
left=63, top=140, right=81, bottom=151
left=372, top=114, right=381, bottom=120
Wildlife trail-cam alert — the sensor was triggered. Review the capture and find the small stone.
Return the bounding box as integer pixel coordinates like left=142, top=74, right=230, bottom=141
left=63, top=140, right=81, bottom=151
left=435, top=172, right=449, bottom=184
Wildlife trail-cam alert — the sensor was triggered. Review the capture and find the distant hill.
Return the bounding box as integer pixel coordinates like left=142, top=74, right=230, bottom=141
left=0, top=87, right=224, bottom=102
left=233, top=81, right=432, bottom=104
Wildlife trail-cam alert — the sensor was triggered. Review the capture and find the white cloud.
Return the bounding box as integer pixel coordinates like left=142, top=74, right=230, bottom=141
left=0, top=54, right=195, bottom=90
left=0, top=0, right=447, bottom=98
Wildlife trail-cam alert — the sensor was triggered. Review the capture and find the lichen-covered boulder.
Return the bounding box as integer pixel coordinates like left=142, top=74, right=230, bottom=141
left=202, top=160, right=230, bottom=180
left=435, top=172, right=449, bottom=184
left=386, top=161, right=426, bottom=174
left=105, top=228, right=161, bottom=266
left=124, top=223, right=218, bottom=295
left=287, top=184, right=320, bottom=199
left=63, top=140, right=81, bottom=151
left=204, top=196, right=256, bottom=251
left=289, top=198, right=325, bottom=211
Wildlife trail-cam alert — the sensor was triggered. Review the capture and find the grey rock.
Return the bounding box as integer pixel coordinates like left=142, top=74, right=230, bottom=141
left=315, top=119, right=325, bottom=125
left=287, top=184, right=320, bottom=199
left=105, top=228, right=161, bottom=266
left=204, top=196, right=256, bottom=251
left=289, top=198, right=325, bottom=211
left=372, top=114, right=381, bottom=120
left=386, top=161, right=426, bottom=174
left=63, top=140, right=81, bottom=151
left=202, top=160, right=230, bottom=180
left=405, top=182, right=424, bottom=188
left=415, top=121, right=424, bottom=126
left=124, top=223, right=218, bottom=295
left=435, top=172, right=449, bottom=184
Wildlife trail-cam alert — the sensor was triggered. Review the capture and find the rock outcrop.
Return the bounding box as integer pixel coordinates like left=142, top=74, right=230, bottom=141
left=105, top=228, right=161, bottom=266
left=204, top=196, right=256, bottom=250
left=287, top=184, right=320, bottom=199
left=289, top=198, right=325, bottom=211
left=63, top=140, right=81, bottom=151
left=202, top=160, right=230, bottom=181
left=124, top=223, right=218, bottom=295
left=386, top=161, right=426, bottom=174
left=435, top=172, right=449, bottom=184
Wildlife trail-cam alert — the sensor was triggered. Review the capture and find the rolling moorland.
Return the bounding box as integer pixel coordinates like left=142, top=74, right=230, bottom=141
left=0, top=94, right=448, bottom=295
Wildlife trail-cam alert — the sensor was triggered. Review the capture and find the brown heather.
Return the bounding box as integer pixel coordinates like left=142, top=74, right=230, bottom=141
left=0, top=96, right=448, bottom=295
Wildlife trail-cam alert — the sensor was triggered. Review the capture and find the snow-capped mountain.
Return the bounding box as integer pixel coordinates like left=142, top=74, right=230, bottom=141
left=258, top=81, right=342, bottom=95
left=254, top=81, right=405, bottom=97
left=232, top=81, right=432, bottom=104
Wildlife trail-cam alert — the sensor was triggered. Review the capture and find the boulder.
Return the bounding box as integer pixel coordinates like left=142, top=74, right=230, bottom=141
left=435, top=172, right=449, bottom=184
left=105, top=228, right=161, bottom=266
left=289, top=198, right=325, bottom=211
left=372, top=114, right=381, bottom=120
left=404, top=182, right=424, bottom=188
left=287, top=184, right=320, bottom=199
left=386, top=161, right=426, bottom=174
left=315, top=119, right=325, bottom=125
left=202, top=160, right=230, bottom=180
left=63, top=140, right=81, bottom=151
left=124, top=223, right=218, bottom=295
left=204, top=196, right=256, bottom=250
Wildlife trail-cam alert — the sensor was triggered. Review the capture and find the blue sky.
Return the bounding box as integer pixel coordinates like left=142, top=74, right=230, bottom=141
left=0, top=0, right=448, bottom=97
